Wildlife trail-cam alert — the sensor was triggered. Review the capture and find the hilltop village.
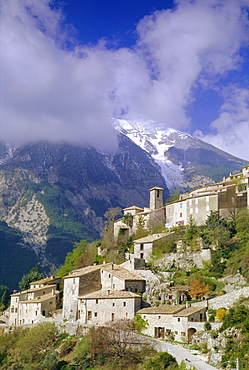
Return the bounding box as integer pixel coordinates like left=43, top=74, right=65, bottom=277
left=3, top=165, right=249, bottom=367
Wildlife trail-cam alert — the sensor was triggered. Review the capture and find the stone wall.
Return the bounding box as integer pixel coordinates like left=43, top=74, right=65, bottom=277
left=154, top=249, right=212, bottom=269
left=79, top=270, right=101, bottom=296
left=191, top=286, right=249, bottom=310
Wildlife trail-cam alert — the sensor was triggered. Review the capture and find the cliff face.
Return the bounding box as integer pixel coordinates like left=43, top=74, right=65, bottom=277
left=0, top=134, right=168, bottom=288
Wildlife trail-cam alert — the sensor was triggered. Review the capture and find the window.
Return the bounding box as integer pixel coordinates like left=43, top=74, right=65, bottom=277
left=206, top=205, right=209, bottom=212
left=157, top=190, right=160, bottom=198
left=169, top=295, right=172, bottom=300
left=178, top=318, right=180, bottom=322
left=113, top=302, right=115, bottom=306
left=189, top=199, right=192, bottom=206
left=87, top=311, right=92, bottom=320
left=181, top=332, right=185, bottom=336
left=123, top=302, right=126, bottom=307
left=195, top=198, right=198, bottom=204
left=175, top=331, right=178, bottom=334
left=96, top=299, right=98, bottom=304
left=158, top=316, right=161, bottom=319
left=168, top=207, right=171, bottom=214
left=140, top=253, right=144, bottom=259
left=180, top=203, right=183, bottom=208
left=113, top=284, right=115, bottom=289
left=94, top=312, right=97, bottom=317
left=206, top=196, right=209, bottom=202
left=195, top=207, right=198, bottom=214
left=140, top=244, right=144, bottom=250
left=180, top=212, right=182, bottom=217
left=111, top=313, right=115, bottom=321
left=73, top=278, right=75, bottom=284
left=190, top=208, right=193, bottom=214
left=109, top=274, right=111, bottom=278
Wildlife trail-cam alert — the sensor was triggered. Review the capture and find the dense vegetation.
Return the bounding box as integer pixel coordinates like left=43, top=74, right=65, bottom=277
left=0, top=321, right=187, bottom=370
left=0, top=221, right=39, bottom=290
left=219, top=301, right=249, bottom=369
left=18, top=265, right=45, bottom=291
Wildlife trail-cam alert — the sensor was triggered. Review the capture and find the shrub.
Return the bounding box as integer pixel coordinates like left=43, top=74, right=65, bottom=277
left=204, top=322, right=212, bottom=331
left=216, top=308, right=227, bottom=323
left=145, top=352, right=177, bottom=370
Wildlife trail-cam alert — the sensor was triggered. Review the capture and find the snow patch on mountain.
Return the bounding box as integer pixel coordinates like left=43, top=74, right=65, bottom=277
left=114, top=119, right=184, bottom=190
left=0, top=142, right=16, bottom=164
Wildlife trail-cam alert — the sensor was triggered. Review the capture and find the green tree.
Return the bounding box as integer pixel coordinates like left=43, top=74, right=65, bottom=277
left=134, top=216, right=148, bottom=239
left=123, top=212, right=133, bottom=228
left=101, top=207, right=122, bottom=248
left=0, top=290, right=7, bottom=311
left=145, top=352, right=177, bottom=370
left=57, top=240, right=95, bottom=277
left=166, top=191, right=180, bottom=203
left=183, top=215, right=199, bottom=251
left=133, top=314, right=148, bottom=333
left=235, top=208, right=249, bottom=241
left=204, top=211, right=231, bottom=249
left=19, top=265, right=44, bottom=291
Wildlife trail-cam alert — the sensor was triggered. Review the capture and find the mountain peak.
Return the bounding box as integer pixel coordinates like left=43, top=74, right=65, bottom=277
left=113, top=119, right=246, bottom=191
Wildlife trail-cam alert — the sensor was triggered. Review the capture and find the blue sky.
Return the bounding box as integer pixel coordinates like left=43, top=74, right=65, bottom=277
left=1, top=0, right=249, bottom=159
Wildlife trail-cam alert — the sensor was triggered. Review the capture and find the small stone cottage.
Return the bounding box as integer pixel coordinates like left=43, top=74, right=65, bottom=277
left=133, top=233, right=169, bottom=261
left=137, top=304, right=207, bottom=343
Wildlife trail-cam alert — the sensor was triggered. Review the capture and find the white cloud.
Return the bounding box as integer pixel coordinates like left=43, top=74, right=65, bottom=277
left=1, top=0, right=118, bottom=151
left=1, top=0, right=249, bottom=154
left=194, top=86, right=249, bottom=160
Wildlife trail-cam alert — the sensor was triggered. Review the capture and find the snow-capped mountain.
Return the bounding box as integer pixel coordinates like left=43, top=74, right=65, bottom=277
left=0, top=141, right=16, bottom=164
left=114, top=119, right=246, bottom=191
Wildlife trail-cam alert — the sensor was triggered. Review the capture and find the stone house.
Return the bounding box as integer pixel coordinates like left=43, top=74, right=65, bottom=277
left=78, top=289, right=141, bottom=325
left=62, top=262, right=146, bottom=323
left=137, top=304, right=207, bottom=343
left=9, top=277, right=60, bottom=326
left=133, top=233, right=169, bottom=261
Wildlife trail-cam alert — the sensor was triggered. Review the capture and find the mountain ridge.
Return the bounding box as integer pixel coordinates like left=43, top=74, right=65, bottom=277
left=114, top=119, right=246, bottom=191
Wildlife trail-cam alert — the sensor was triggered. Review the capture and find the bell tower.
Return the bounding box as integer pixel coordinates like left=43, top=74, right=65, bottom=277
left=149, top=187, right=164, bottom=210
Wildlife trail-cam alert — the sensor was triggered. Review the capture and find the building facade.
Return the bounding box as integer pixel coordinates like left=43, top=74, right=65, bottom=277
left=9, top=277, right=60, bottom=326
left=114, top=165, right=249, bottom=236
left=62, top=262, right=145, bottom=324
left=137, top=304, right=207, bottom=343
